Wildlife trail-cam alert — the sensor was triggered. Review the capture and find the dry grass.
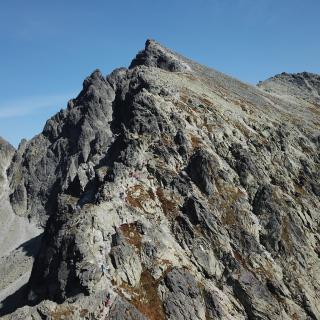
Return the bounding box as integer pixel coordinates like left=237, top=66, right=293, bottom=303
left=120, top=270, right=166, bottom=320
left=79, top=309, right=89, bottom=318
left=308, top=103, right=320, bottom=117
left=216, top=183, right=245, bottom=226
left=198, top=95, right=212, bottom=108
left=233, top=250, right=247, bottom=269
left=180, top=90, right=190, bottom=105
left=51, top=306, right=75, bottom=320
left=293, top=182, right=307, bottom=196
left=292, top=313, right=300, bottom=320
left=221, top=209, right=238, bottom=226
left=184, top=74, right=198, bottom=82
left=255, top=260, right=275, bottom=280
left=126, top=184, right=155, bottom=212
left=120, top=222, right=142, bottom=250
left=233, top=250, right=275, bottom=280
left=161, top=133, right=173, bottom=148
left=190, top=134, right=202, bottom=149
left=158, top=259, right=172, bottom=266
left=156, top=187, right=178, bottom=217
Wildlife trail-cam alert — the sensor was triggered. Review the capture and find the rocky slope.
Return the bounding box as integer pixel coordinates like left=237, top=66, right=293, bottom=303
left=1, top=40, right=320, bottom=319
left=0, top=138, right=41, bottom=316
left=258, top=72, right=320, bottom=104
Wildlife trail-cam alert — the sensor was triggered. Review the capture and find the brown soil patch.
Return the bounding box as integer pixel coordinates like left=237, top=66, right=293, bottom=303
left=126, top=184, right=155, bottom=212
left=190, top=134, right=202, bottom=149
left=156, top=187, right=179, bottom=217
left=120, top=270, right=166, bottom=320
left=120, top=222, right=142, bottom=250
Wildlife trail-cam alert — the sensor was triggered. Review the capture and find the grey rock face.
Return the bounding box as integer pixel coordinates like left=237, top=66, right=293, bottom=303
left=110, top=232, right=142, bottom=286
left=109, top=296, right=147, bottom=320
left=3, top=40, right=320, bottom=320
left=160, top=268, right=206, bottom=320
left=186, top=149, right=218, bottom=195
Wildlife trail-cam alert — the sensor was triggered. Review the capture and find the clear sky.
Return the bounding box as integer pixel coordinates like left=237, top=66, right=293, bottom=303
left=1, top=0, right=319, bottom=147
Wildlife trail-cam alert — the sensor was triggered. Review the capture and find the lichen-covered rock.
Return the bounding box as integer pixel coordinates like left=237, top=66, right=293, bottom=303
left=110, top=232, right=142, bottom=287
left=186, top=149, right=218, bottom=195
left=160, top=268, right=206, bottom=320
left=230, top=269, right=282, bottom=319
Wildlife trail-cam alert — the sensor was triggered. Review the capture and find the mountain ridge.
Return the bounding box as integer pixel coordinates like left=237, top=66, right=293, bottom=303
left=1, top=40, right=320, bottom=320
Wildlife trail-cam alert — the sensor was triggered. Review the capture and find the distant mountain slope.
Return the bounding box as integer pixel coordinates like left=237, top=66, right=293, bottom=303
left=258, top=71, right=320, bottom=103
left=1, top=40, right=320, bottom=320
left=0, top=138, right=41, bottom=316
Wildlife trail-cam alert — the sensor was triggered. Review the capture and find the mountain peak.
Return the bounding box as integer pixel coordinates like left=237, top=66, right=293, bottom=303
left=2, top=41, right=320, bottom=319
left=129, top=39, right=191, bottom=72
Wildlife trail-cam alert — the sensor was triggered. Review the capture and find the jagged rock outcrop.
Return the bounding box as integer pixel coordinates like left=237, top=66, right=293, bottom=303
left=7, top=70, right=115, bottom=225
left=1, top=40, right=320, bottom=319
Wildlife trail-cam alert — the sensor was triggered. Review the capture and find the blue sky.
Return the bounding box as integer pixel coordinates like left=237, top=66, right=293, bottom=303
left=1, top=0, right=319, bottom=147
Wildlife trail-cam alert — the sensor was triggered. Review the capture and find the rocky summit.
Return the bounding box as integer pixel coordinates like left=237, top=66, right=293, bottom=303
left=0, top=40, right=320, bottom=320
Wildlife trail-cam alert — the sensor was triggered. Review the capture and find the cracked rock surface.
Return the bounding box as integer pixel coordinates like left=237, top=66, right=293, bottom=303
left=1, top=40, right=320, bottom=319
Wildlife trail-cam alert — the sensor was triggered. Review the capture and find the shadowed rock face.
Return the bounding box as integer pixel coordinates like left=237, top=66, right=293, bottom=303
left=2, top=40, right=320, bottom=319
left=7, top=70, right=115, bottom=225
